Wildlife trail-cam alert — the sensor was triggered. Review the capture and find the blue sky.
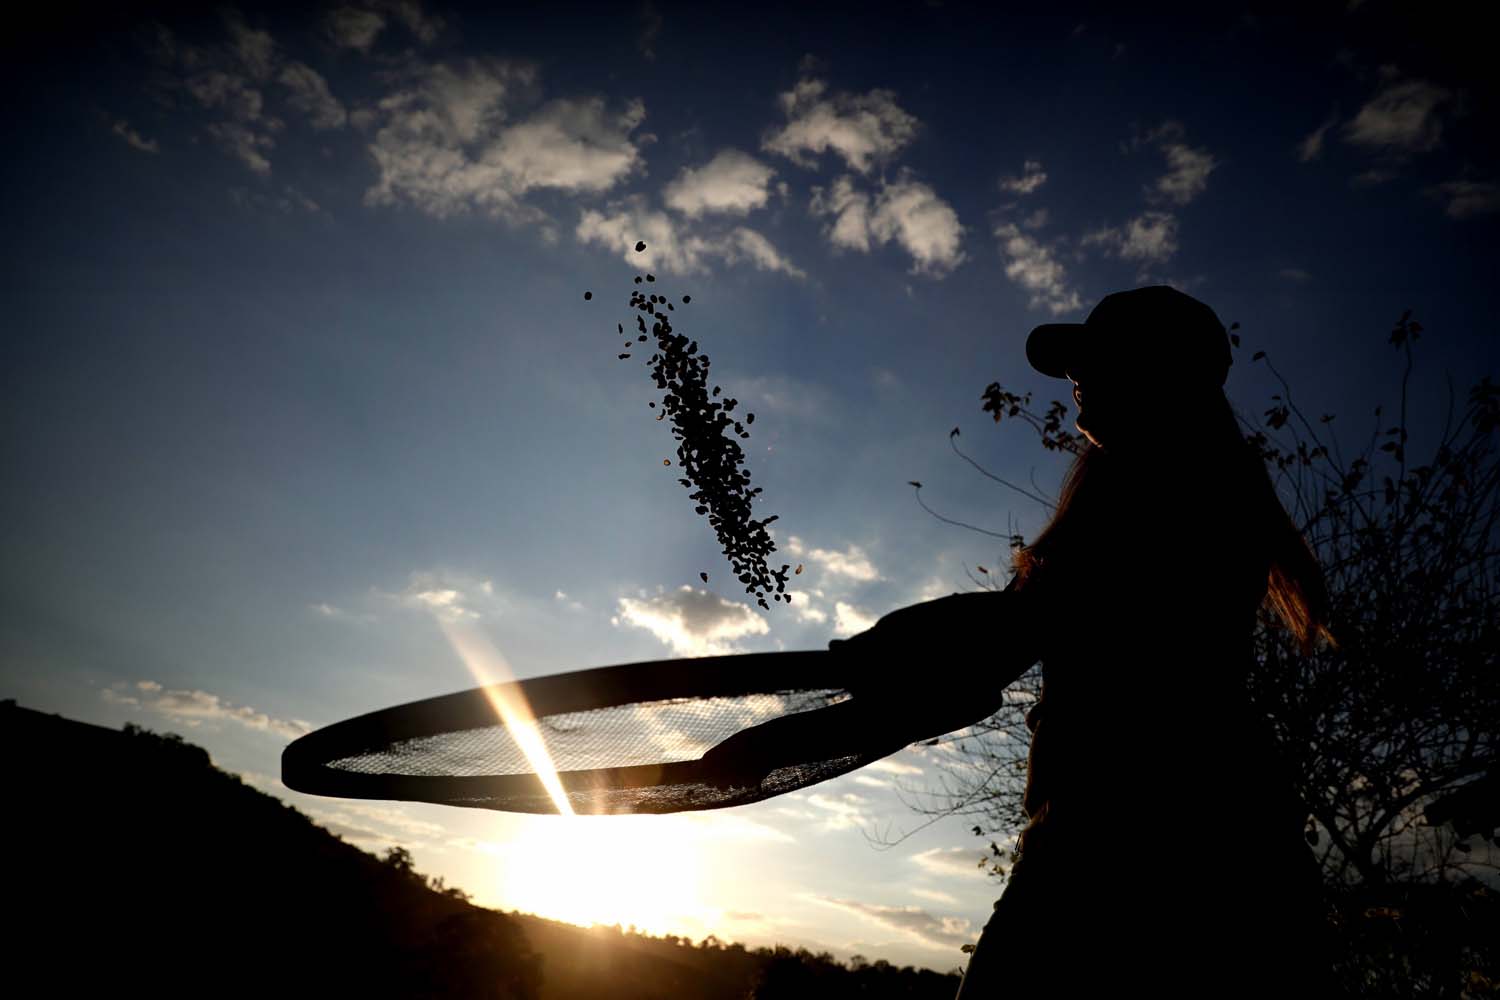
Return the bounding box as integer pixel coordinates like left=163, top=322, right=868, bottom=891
left=3, top=0, right=1498, bottom=971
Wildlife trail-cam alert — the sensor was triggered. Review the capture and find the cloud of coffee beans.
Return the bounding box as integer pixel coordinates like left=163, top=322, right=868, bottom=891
left=584, top=241, right=792, bottom=610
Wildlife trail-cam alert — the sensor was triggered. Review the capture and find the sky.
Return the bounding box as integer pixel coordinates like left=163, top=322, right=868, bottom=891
left=3, top=0, right=1498, bottom=973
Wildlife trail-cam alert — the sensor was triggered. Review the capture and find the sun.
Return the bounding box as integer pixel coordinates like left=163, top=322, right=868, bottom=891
left=496, top=814, right=707, bottom=935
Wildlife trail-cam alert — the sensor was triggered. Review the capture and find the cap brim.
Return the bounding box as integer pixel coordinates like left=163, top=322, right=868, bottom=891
left=1025, top=323, right=1092, bottom=379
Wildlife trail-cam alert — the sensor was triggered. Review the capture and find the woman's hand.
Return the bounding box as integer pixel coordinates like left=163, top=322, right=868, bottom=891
left=697, top=724, right=786, bottom=790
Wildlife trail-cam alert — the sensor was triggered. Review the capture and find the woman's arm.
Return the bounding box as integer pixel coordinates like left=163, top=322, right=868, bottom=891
left=835, top=582, right=1045, bottom=738
left=697, top=582, right=1046, bottom=785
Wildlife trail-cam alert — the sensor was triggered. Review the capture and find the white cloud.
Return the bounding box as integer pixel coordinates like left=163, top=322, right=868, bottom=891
left=782, top=536, right=880, bottom=582
left=911, top=846, right=989, bottom=878
left=817, top=898, right=973, bottom=951
left=206, top=120, right=276, bottom=174
left=1081, top=210, right=1179, bottom=264
left=111, top=120, right=159, bottom=153
left=1429, top=179, right=1500, bottom=219
left=328, top=802, right=447, bottom=841
left=326, top=7, right=385, bottom=50
left=489, top=96, right=647, bottom=193
left=1126, top=122, right=1215, bottom=206
left=809, top=175, right=873, bottom=251
left=364, top=60, right=646, bottom=222
left=911, top=888, right=959, bottom=905
left=866, top=757, right=923, bottom=776
left=810, top=172, right=965, bottom=276
left=725, top=227, right=807, bottom=279
left=279, top=62, right=347, bottom=130
left=763, top=77, right=919, bottom=173
left=912, top=577, right=955, bottom=602
left=102, top=680, right=311, bottom=740
left=869, top=172, right=966, bottom=277
left=377, top=0, right=444, bottom=44
left=576, top=197, right=804, bottom=278
left=992, top=223, right=1083, bottom=315
left=853, top=774, right=892, bottom=788
left=612, top=585, right=769, bottom=656
left=1297, top=117, right=1337, bottom=162
left=386, top=570, right=497, bottom=622
left=832, top=601, right=877, bottom=637
left=184, top=70, right=267, bottom=121
left=1153, top=139, right=1216, bottom=206
left=1344, top=79, right=1452, bottom=153
left=319, top=818, right=387, bottom=843
left=998, top=159, right=1047, bottom=195
left=804, top=791, right=870, bottom=831
left=785, top=590, right=828, bottom=625
left=158, top=18, right=284, bottom=175
left=311, top=801, right=449, bottom=848
left=1019, top=207, right=1049, bottom=230
left=664, top=149, right=776, bottom=218
left=224, top=10, right=276, bottom=82
left=577, top=197, right=692, bottom=269
left=328, top=1, right=442, bottom=49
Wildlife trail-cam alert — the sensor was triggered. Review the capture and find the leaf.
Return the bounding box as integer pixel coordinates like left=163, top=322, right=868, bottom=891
left=583, top=291, right=592, bottom=300
left=795, top=564, right=804, bottom=575
left=635, top=240, right=647, bottom=251
left=908, top=480, right=923, bottom=488
left=950, top=426, right=960, bottom=438
left=1252, top=351, right=1266, bottom=361
left=700, top=572, right=708, bottom=583
left=1230, top=333, right=1240, bottom=348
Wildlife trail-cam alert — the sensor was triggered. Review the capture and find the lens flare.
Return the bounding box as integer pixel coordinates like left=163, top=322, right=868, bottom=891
left=437, top=618, right=575, bottom=816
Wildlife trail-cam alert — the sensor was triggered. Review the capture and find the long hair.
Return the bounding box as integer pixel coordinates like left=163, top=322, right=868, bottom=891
left=1011, top=389, right=1336, bottom=653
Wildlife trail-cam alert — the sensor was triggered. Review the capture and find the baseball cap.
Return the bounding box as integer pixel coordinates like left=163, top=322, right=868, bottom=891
left=1025, top=286, right=1232, bottom=385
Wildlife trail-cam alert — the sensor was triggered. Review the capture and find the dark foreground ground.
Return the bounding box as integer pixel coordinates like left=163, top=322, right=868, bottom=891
left=2, top=700, right=959, bottom=999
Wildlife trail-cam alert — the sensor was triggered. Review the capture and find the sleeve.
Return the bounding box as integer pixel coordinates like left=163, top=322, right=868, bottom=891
left=829, top=578, right=1048, bottom=742
left=696, top=581, right=1051, bottom=782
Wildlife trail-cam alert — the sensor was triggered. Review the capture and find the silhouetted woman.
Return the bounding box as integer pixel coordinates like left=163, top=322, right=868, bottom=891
left=703, top=287, right=1333, bottom=993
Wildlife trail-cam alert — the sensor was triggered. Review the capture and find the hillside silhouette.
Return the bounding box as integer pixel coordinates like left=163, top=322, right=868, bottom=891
left=2, top=700, right=960, bottom=999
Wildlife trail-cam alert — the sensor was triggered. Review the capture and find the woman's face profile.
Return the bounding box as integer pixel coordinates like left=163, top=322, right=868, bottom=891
left=1066, top=368, right=1110, bottom=449
left=1068, top=363, right=1191, bottom=454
